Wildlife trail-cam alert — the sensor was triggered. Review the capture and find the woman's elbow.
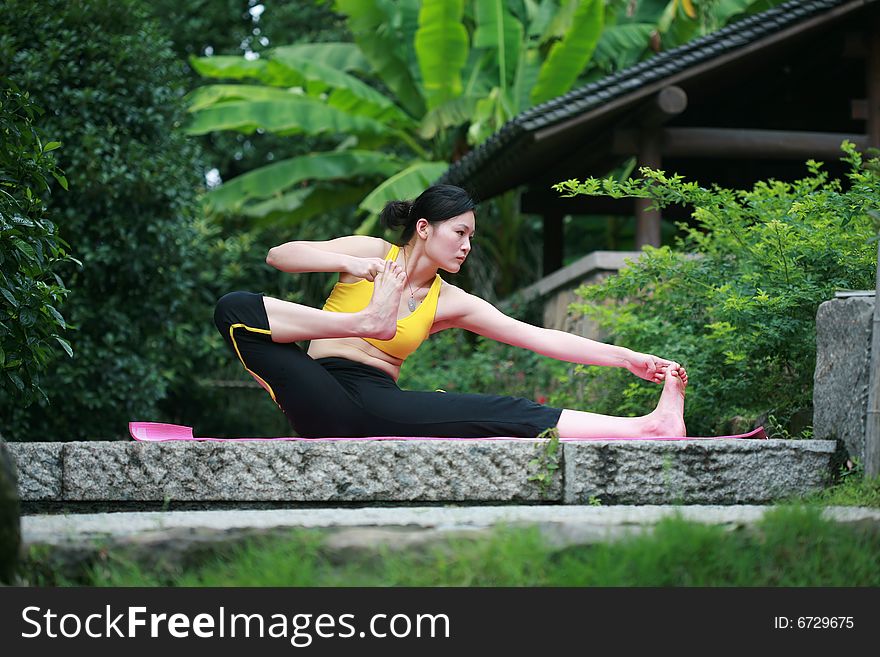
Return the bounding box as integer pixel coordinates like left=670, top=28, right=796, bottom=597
left=266, top=244, right=292, bottom=270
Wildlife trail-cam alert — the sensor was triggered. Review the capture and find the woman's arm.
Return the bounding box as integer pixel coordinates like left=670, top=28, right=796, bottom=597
left=438, top=285, right=680, bottom=383
left=266, top=235, right=389, bottom=279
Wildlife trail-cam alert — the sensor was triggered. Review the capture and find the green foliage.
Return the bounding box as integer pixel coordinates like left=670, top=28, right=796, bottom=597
left=552, top=144, right=879, bottom=436
left=530, top=0, right=603, bottom=105
left=148, top=0, right=351, bottom=188
left=200, top=150, right=403, bottom=216
left=528, top=426, right=561, bottom=497
left=472, top=0, right=524, bottom=94
left=798, top=462, right=880, bottom=507
left=0, top=0, right=207, bottom=440
left=0, top=81, right=75, bottom=407
left=149, top=0, right=349, bottom=63
left=415, top=0, right=469, bottom=110
left=551, top=506, right=880, bottom=586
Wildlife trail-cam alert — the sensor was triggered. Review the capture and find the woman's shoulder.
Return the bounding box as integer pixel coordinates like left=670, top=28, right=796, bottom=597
left=434, top=279, right=480, bottom=316
left=432, top=281, right=505, bottom=333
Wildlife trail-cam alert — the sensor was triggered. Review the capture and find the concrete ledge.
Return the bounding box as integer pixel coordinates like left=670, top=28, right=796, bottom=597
left=7, top=438, right=840, bottom=506
left=514, top=251, right=642, bottom=303
left=7, top=440, right=561, bottom=504
left=564, top=439, right=838, bottom=504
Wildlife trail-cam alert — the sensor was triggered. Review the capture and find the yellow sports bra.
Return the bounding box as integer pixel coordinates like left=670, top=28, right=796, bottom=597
left=322, top=244, right=442, bottom=360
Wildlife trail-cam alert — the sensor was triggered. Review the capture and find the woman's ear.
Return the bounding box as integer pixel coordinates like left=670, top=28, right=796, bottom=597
left=416, top=218, right=430, bottom=239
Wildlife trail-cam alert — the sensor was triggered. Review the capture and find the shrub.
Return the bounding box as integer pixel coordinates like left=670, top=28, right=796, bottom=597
left=552, top=144, right=879, bottom=436
left=0, top=81, right=74, bottom=409
left=0, top=0, right=207, bottom=440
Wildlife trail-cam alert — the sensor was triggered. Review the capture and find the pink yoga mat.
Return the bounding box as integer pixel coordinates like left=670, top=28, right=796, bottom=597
left=129, top=422, right=768, bottom=443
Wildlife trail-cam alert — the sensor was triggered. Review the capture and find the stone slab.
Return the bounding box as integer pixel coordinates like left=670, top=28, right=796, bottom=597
left=19, top=504, right=880, bottom=586
left=813, top=296, right=873, bottom=461
left=563, top=439, right=838, bottom=504
left=5, top=442, right=63, bottom=500
left=11, top=438, right=840, bottom=506
left=22, top=504, right=880, bottom=547
left=59, top=440, right=561, bottom=503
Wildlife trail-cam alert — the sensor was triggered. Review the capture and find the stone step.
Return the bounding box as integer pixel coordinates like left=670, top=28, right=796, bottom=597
left=8, top=438, right=840, bottom=508
left=23, top=504, right=880, bottom=548
left=19, top=505, right=880, bottom=584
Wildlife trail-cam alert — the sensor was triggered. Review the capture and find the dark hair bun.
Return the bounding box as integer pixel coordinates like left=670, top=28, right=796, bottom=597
left=379, top=200, right=413, bottom=229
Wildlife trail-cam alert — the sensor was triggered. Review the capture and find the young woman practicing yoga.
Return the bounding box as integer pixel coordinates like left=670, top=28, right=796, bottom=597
left=214, top=184, right=688, bottom=439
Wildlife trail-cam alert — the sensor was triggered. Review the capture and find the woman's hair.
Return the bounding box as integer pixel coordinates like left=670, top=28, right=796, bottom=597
left=380, top=184, right=477, bottom=244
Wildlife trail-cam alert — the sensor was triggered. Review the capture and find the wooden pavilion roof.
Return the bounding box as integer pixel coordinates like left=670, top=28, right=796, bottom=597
left=438, top=0, right=879, bottom=216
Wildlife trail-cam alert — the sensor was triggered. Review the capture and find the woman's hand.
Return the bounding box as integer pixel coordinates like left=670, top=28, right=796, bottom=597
left=623, top=350, right=688, bottom=385
left=345, top=256, right=389, bottom=281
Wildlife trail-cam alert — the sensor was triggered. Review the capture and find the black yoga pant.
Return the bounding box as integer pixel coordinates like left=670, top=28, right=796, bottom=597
left=213, top=291, right=564, bottom=438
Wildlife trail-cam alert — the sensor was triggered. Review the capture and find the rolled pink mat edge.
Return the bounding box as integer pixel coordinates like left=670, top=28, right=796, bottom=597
left=128, top=422, right=768, bottom=442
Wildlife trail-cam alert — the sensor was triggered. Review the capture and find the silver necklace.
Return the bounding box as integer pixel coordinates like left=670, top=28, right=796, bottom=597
left=402, top=247, right=424, bottom=312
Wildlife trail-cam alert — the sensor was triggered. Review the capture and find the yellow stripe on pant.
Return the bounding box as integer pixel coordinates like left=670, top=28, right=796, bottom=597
left=229, top=323, right=279, bottom=405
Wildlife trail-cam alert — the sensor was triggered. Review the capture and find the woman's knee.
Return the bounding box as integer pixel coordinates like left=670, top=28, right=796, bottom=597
left=214, top=291, right=266, bottom=332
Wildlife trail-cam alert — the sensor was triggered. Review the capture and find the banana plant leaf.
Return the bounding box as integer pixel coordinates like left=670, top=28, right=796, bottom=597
left=473, top=0, right=524, bottom=91
left=205, top=151, right=402, bottom=214
left=419, top=95, right=480, bottom=140
left=186, top=85, right=306, bottom=113
left=188, top=55, right=268, bottom=82
left=359, top=160, right=450, bottom=216
left=335, top=0, right=426, bottom=118
left=414, top=0, right=469, bottom=111
left=531, top=0, right=604, bottom=105
left=593, top=23, right=654, bottom=71
left=270, top=42, right=371, bottom=74
left=268, top=52, right=416, bottom=127
left=242, top=183, right=376, bottom=226
left=185, top=98, right=391, bottom=137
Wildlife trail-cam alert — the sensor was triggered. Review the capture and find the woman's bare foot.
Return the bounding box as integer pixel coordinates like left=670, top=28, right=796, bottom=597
left=643, top=363, right=688, bottom=437
left=359, top=261, right=406, bottom=339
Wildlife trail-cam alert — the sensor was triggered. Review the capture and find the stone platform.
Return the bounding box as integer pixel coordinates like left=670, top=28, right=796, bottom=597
left=8, top=438, right=840, bottom=508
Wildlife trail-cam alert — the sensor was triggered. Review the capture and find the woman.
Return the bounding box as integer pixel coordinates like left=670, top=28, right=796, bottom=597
left=214, top=184, right=687, bottom=439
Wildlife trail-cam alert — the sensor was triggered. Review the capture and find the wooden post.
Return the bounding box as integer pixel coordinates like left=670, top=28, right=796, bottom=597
left=635, top=128, right=661, bottom=249
left=868, top=19, right=880, bottom=148
left=543, top=210, right=564, bottom=276
left=864, top=17, right=880, bottom=478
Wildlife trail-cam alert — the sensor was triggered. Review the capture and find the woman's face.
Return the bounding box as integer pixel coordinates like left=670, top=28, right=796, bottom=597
left=421, top=211, right=475, bottom=273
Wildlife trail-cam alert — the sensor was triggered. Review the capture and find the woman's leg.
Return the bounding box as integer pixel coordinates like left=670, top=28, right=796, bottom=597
left=213, top=291, right=367, bottom=436
left=555, top=364, right=687, bottom=438
left=353, top=362, right=687, bottom=439
left=262, top=262, right=406, bottom=343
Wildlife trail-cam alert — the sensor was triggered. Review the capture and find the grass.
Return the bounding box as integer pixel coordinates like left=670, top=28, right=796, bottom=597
left=797, top=466, right=880, bottom=507
left=20, top=503, right=880, bottom=587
